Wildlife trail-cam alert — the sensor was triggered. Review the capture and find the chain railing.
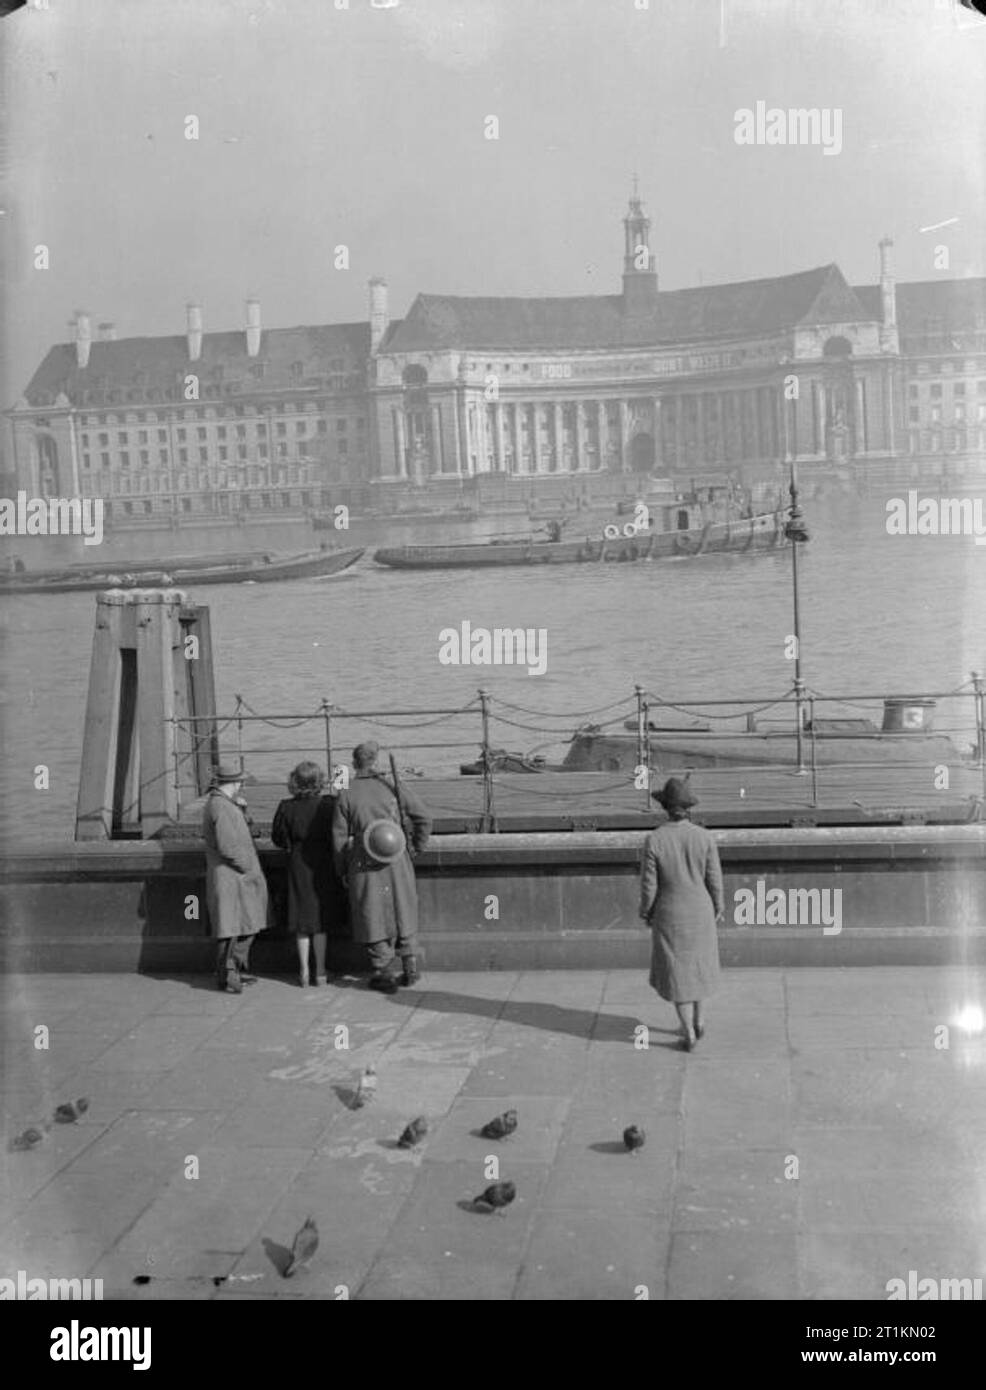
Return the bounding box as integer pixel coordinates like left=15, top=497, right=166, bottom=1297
left=167, top=674, right=986, bottom=828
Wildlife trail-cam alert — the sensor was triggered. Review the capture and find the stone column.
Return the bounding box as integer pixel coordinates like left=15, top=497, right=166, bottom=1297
left=494, top=403, right=505, bottom=473
left=553, top=401, right=564, bottom=472
left=431, top=404, right=444, bottom=473
left=392, top=407, right=407, bottom=479
left=512, top=403, right=523, bottom=474
left=674, top=396, right=684, bottom=470
left=451, top=391, right=463, bottom=475
left=533, top=404, right=543, bottom=473
left=572, top=402, right=583, bottom=471
left=619, top=400, right=629, bottom=471
left=595, top=401, right=606, bottom=471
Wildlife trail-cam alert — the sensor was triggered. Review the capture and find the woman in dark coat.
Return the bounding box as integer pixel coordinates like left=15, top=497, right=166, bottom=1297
left=271, top=762, right=345, bottom=987
left=639, top=777, right=725, bottom=1050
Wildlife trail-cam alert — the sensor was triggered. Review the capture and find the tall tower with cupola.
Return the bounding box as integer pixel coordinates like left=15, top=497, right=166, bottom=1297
left=622, top=179, right=658, bottom=315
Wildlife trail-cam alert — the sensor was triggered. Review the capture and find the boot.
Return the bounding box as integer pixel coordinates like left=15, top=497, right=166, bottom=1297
left=368, top=972, right=399, bottom=994
left=402, top=956, right=421, bottom=987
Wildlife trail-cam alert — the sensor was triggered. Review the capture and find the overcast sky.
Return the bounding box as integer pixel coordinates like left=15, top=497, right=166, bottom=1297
left=3, top=0, right=985, bottom=416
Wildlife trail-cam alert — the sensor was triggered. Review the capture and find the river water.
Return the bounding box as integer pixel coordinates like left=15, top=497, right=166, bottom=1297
left=2, top=493, right=983, bottom=845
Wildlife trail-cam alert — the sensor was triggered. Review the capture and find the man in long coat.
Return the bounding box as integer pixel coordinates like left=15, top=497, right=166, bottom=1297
left=331, top=741, right=431, bottom=992
left=202, top=762, right=269, bottom=993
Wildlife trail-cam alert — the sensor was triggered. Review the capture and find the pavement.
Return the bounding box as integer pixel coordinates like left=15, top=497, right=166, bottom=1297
left=2, top=966, right=985, bottom=1301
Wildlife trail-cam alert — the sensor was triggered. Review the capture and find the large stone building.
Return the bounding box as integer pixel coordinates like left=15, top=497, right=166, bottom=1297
left=9, top=193, right=986, bottom=520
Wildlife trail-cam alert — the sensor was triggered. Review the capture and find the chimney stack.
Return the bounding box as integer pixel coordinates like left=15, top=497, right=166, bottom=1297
left=879, top=236, right=896, bottom=329
left=75, top=312, right=92, bottom=369
left=369, top=277, right=389, bottom=354
left=187, top=302, right=203, bottom=362
left=245, top=298, right=261, bottom=357
left=97, top=322, right=117, bottom=342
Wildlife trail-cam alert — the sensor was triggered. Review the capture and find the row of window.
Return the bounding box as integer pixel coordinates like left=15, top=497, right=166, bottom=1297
left=80, top=417, right=364, bottom=448
left=80, top=439, right=365, bottom=469
left=908, top=403, right=986, bottom=424
left=909, top=381, right=986, bottom=399
left=80, top=401, right=364, bottom=426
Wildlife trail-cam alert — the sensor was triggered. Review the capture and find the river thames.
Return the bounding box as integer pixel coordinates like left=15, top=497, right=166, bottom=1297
left=2, top=493, right=983, bottom=844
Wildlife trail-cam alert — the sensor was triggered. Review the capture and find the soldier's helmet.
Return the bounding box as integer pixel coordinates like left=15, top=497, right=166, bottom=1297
left=363, top=818, right=406, bottom=863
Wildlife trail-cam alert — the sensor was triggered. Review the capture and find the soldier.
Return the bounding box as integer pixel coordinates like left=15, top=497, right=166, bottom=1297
left=202, top=762, right=269, bottom=994
left=331, top=741, right=431, bottom=993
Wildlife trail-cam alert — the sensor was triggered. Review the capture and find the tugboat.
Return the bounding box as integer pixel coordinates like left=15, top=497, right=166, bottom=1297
left=373, top=481, right=789, bottom=569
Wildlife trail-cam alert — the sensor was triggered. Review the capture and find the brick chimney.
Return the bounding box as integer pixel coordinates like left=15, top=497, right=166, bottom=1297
left=245, top=298, right=261, bottom=357
left=369, top=277, right=389, bottom=354
left=879, top=236, right=896, bottom=329
left=187, top=302, right=203, bottom=362
left=75, top=312, right=92, bottom=369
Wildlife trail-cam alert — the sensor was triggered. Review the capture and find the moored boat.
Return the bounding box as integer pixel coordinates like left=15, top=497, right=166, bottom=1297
left=373, top=507, right=788, bottom=569
left=0, top=545, right=364, bottom=595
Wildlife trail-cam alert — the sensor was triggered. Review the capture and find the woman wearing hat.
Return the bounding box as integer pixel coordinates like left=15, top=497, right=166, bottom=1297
left=271, top=762, right=346, bottom=987
left=202, top=762, right=269, bottom=994
left=639, top=777, right=724, bottom=1050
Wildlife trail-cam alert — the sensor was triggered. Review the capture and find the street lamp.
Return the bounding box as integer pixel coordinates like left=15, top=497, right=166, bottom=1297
left=784, top=458, right=810, bottom=773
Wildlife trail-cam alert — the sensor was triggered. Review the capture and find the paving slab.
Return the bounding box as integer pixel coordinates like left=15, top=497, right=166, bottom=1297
left=1, top=966, right=984, bottom=1300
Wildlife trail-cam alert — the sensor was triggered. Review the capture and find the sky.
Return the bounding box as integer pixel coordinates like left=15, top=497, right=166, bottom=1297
left=2, top=0, right=985, bottom=423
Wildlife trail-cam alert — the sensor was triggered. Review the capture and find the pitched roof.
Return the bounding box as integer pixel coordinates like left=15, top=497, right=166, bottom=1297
left=851, top=278, right=986, bottom=341
left=381, top=264, right=872, bottom=353
left=23, top=322, right=373, bottom=407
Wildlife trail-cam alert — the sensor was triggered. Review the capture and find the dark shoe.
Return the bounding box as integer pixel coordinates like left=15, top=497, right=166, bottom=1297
left=368, top=972, right=399, bottom=994
left=401, top=957, right=421, bottom=987
left=223, top=975, right=244, bottom=995
left=694, top=1022, right=705, bottom=1040
left=239, top=972, right=258, bottom=985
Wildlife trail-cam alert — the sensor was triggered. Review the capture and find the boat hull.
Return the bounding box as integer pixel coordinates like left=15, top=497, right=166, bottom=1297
left=373, top=512, right=787, bottom=568
left=0, top=547, right=364, bottom=595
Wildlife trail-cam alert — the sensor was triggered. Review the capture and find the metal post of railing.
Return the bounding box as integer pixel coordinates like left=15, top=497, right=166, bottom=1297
left=635, top=684, right=649, bottom=809
left=321, top=699, right=333, bottom=782
left=479, top=688, right=493, bottom=832
left=808, top=695, right=819, bottom=807
left=234, top=694, right=244, bottom=773
left=973, top=671, right=986, bottom=801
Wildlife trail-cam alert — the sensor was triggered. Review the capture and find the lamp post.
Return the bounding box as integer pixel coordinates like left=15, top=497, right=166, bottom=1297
left=784, top=458, right=810, bottom=773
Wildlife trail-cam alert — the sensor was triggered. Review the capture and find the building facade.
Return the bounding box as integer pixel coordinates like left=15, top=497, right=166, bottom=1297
left=9, top=194, right=986, bottom=519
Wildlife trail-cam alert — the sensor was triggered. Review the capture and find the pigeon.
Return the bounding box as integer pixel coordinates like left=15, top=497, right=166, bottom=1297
left=473, top=1180, right=516, bottom=1215
left=11, top=1126, right=46, bottom=1151
left=480, top=1109, right=518, bottom=1140
left=283, top=1216, right=318, bottom=1278
left=397, top=1116, right=428, bottom=1149
left=352, top=1065, right=377, bottom=1109
left=53, top=1098, right=89, bottom=1124
left=623, top=1125, right=646, bottom=1154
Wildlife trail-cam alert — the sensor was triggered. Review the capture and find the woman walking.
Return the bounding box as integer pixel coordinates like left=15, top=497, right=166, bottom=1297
left=639, top=777, right=724, bottom=1050
left=271, top=762, right=345, bottom=987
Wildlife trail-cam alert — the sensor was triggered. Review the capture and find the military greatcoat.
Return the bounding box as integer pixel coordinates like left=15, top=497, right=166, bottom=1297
left=331, top=773, right=431, bottom=944
left=639, top=818, right=724, bottom=1002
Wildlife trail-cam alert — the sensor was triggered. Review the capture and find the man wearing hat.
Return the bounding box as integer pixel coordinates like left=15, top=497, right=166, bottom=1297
left=639, top=776, right=724, bottom=1050
left=331, top=741, right=431, bottom=992
left=202, top=762, right=269, bottom=994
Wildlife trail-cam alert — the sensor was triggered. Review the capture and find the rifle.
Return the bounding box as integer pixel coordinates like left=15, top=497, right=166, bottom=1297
left=388, top=754, right=416, bottom=861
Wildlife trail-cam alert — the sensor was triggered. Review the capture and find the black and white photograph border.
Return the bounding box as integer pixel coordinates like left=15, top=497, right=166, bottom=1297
left=1, top=0, right=985, bottom=1329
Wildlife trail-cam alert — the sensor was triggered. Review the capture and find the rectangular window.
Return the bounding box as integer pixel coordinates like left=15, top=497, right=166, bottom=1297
left=336, top=418, right=347, bottom=432
left=278, top=442, right=288, bottom=458
left=295, top=420, right=306, bottom=435
left=158, top=429, right=167, bottom=443
left=177, top=428, right=187, bottom=441
left=217, top=425, right=227, bottom=440
left=120, top=451, right=131, bottom=468
left=930, top=384, right=942, bottom=398
left=237, top=424, right=246, bottom=439
left=908, top=407, right=920, bottom=422
left=257, top=422, right=267, bottom=437
left=954, top=382, right=966, bottom=396
left=238, top=445, right=247, bottom=460
left=158, top=450, right=168, bottom=464
left=140, top=450, right=150, bottom=466
left=101, top=452, right=110, bottom=468
left=317, top=418, right=327, bottom=435
left=339, top=440, right=348, bottom=456
left=197, top=426, right=207, bottom=440
left=139, top=430, right=148, bottom=444
left=179, top=447, right=188, bottom=463
left=99, top=432, right=109, bottom=446
left=277, top=422, right=287, bottom=436
left=219, top=446, right=228, bottom=462
left=199, top=447, right=208, bottom=463
left=82, top=453, right=91, bottom=469
left=259, top=443, right=269, bottom=459
left=117, top=432, right=127, bottom=445
left=81, top=433, right=90, bottom=447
